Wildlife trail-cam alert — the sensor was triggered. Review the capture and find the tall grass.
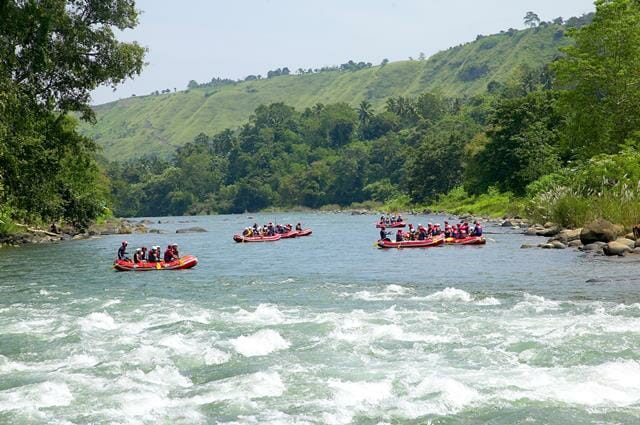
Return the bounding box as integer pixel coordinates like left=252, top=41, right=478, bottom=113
left=528, top=180, right=640, bottom=228
left=427, top=187, right=524, bottom=217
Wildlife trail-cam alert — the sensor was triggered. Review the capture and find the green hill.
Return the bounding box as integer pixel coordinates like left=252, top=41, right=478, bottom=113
left=85, top=23, right=571, bottom=160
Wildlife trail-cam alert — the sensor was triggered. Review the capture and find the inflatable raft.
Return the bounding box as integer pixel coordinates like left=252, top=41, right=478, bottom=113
left=233, top=234, right=282, bottom=243
left=376, top=222, right=406, bottom=229
left=114, top=255, right=198, bottom=271
left=377, top=235, right=445, bottom=249
left=280, top=231, right=298, bottom=239
left=296, top=228, right=313, bottom=237
left=445, top=236, right=486, bottom=245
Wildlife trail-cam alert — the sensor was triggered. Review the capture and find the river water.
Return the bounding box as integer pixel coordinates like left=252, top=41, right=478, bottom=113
left=1, top=213, right=640, bottom=424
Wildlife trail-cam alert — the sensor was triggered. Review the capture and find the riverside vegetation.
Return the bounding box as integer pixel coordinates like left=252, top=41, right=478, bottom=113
left=2, top=1, right=640, bottom=240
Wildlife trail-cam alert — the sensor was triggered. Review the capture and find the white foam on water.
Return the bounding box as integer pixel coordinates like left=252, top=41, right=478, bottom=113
left=127, top=365, right=192, bottom=389
left=346, top=284, right=414, bottom=301
left=39, top=289, right=50, bottom=295
left=475, top=297, right=501, bottom=306
left=0, top=381, right=73, bottom=411
left=425, top=288, right=473, bottom=303
left=189, top=371, right=286, bottom=405
left=411, top=375, right=479, bottom=414
left=101, top=299, right=121, bottom=308
left=78, top=312, right=118, bottom=331
left=512, top=293, right=561, bottom=312
left=203, top=346, right=231, bottom=365
left=231, top=329, right=290, bottom=357
left=321, top=379, right=393, bottom=424
left=232, top=304, right=287, bottom=324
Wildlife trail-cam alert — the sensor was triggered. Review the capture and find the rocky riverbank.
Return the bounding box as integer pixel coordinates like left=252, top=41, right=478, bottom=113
left=0, top=219, right=159, bottom=248
left=522, top=218, right=640, bottom=257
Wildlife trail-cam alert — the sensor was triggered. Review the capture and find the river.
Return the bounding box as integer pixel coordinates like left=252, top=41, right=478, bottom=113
left=1, top=213, right=640, bottom=424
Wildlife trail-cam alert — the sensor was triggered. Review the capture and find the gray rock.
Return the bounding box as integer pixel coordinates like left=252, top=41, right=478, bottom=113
left=582, top=241, right=607, bottom=251
left=520, top=244, right=539, bottom=249
left=551, top=241, right=566, bottom=249
left=501, top=220, right=513, bottom=227
left=544, top=222, right=555, bottom=228
left=615, top=237, right=636, bottom=250
left=524, top=227, right=539, bottom=236
left=603, top=241, right=632, bottom=256
left=553, top=228, right=582, bottom=244
left=580, top=219, right=619, bottom=245
left=148, top=228, right=166, bottom=234
left=536, top=226, right=560, bottom=237
left=636, top=239, right=640, bottom=248
left=541, top=243, right=555, bottom=249
left=632, top=248, right=640, bottom=255
left=568, top=240, right=583, bottom=248
left=176, top=226, right=208, bottom=234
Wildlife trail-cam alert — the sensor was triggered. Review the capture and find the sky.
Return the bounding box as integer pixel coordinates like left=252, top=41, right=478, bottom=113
left=91, top=0, right=595, bottom=105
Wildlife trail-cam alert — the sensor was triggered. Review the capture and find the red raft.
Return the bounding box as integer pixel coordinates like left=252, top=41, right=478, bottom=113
left=296, top=228, right=313, bottom=237
left=377, top=235, right=445, bottom=249
left=114, top=255, right=198, bottom=272
left=280, top=231, right=298, bottom=239
left=233, top=234, right=282, bottom=243
left=445, top=236, right=486, bottom=245
left=376, top=222, right=406, bottom=229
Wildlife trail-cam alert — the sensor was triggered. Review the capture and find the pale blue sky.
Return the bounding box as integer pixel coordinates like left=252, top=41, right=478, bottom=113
left=91, top=0, right=595, bottom=105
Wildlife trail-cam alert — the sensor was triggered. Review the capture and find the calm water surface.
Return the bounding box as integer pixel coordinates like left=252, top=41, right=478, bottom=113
left=1, top=213, right=640, bottom=424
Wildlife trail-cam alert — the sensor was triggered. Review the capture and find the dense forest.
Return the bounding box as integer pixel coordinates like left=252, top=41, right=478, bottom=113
left=2, top=0, right=640, bottom=234
left=104, top=0, right=640, bottom=229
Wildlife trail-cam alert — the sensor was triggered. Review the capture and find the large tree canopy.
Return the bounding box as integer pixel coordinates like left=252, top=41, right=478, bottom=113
left=0, top=0, right=145, bottom=228
left=0, top=0, right=146, bottom=119
left=553, top=0, right=640, bottom=158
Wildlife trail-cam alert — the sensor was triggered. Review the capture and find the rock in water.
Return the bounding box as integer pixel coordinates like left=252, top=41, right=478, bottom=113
left=176, top=227, right=208, bottom=234
left=582, top=241, right=607, bottom=251
left=551, top=241, right=566, bottom=249
left=536, top=226, right=560, bottom=237
left=580, top=219, right=618, bottom=245
left=603, top=241, right=632, bottom=256
left=615, top=238, right=636, bottom=250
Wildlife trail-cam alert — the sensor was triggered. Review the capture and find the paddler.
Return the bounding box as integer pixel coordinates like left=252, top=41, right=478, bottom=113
left=296, top=223, right=302, bottom=231
left=164, top=245, right=175, bottom=262
left=133, top=248, right=143, bottom=264
left=171, top=243, right=180, bottom=259
left=396, top=229, right=404, bottom=242
left=471, top=220, right=483, bottom=236
left=444, top=221, right=452, bottom=238
left=117, top=240, right=129, bottom=261
left=147, top=246, right=158, bottom=262
left=379, top=226, right=390, bottom=241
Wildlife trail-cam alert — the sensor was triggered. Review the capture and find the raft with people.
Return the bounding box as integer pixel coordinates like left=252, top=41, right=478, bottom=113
left=378, top=234, right=445, bottom=249
left=444, top=236, right=486, bottom=245
left=114, top=241, right=197, bottom=271
left=376, top=214, right=405, bottom=228
left=234, top=222, right=312, bottom=243
left=114, top=255, right=198, bottom=271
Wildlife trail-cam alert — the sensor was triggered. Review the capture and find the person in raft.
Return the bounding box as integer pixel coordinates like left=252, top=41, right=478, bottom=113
left=133, top=248, right=144, bottom=264
left=379, top=226, right=391, bottom=241
left=471, top=220, right=483, bottom=236
left=296, top=223, right=302, bottom=231
left=396, top=229, right=404, bottom=242
left=164, top=245, right=176, bottom=262
left=117, top=241, right=129, bottom=261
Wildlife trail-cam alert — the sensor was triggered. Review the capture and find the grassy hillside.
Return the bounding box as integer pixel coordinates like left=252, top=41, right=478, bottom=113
left=85, top=24, right=570, bottom=160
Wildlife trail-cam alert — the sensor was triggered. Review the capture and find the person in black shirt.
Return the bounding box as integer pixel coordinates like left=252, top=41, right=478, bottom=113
left=117, top=241, right=129, bottom=261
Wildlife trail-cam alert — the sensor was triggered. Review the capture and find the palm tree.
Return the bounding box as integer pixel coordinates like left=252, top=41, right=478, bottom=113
left=358, top=100, right=373, bottom=127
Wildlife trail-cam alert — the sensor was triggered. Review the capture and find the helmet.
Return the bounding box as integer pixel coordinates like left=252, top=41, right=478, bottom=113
left=122, top=240, right=128, bottom=245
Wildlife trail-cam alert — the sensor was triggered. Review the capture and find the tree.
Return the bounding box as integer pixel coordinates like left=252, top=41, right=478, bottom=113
left=524, top=11, right=541, bottom=28
left=553, top=0, right=640, bottom=158
left=357, top=100, right=373, bottom=127
left=0, top=0, right=145, bottom=228
left=418, top=52, right=426, bottom=61
left=187, top=80, right=199, bottom=89
left=381, top=58, right=389, bottom=67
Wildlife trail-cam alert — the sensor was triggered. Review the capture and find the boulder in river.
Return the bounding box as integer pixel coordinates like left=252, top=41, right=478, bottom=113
left=551, top=241, right=566, bottom=249
left=568, top=240, right=583, bottom=248
left=501, top=220, right=513, bottom=227
left=552, top=228, right=582, bottom=244
left=580, top=219, right=619, bottom=245
left=520, top=244, right=539, bottom=249
left=615, top=238, right=636, bottom=250
left=536, top=226, right=560, bottom=237
left=176, top=226, right=208, bottom=234
left=603, top=241, right=632, bottom=256
left=581, top=241, right=607, bottom=251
